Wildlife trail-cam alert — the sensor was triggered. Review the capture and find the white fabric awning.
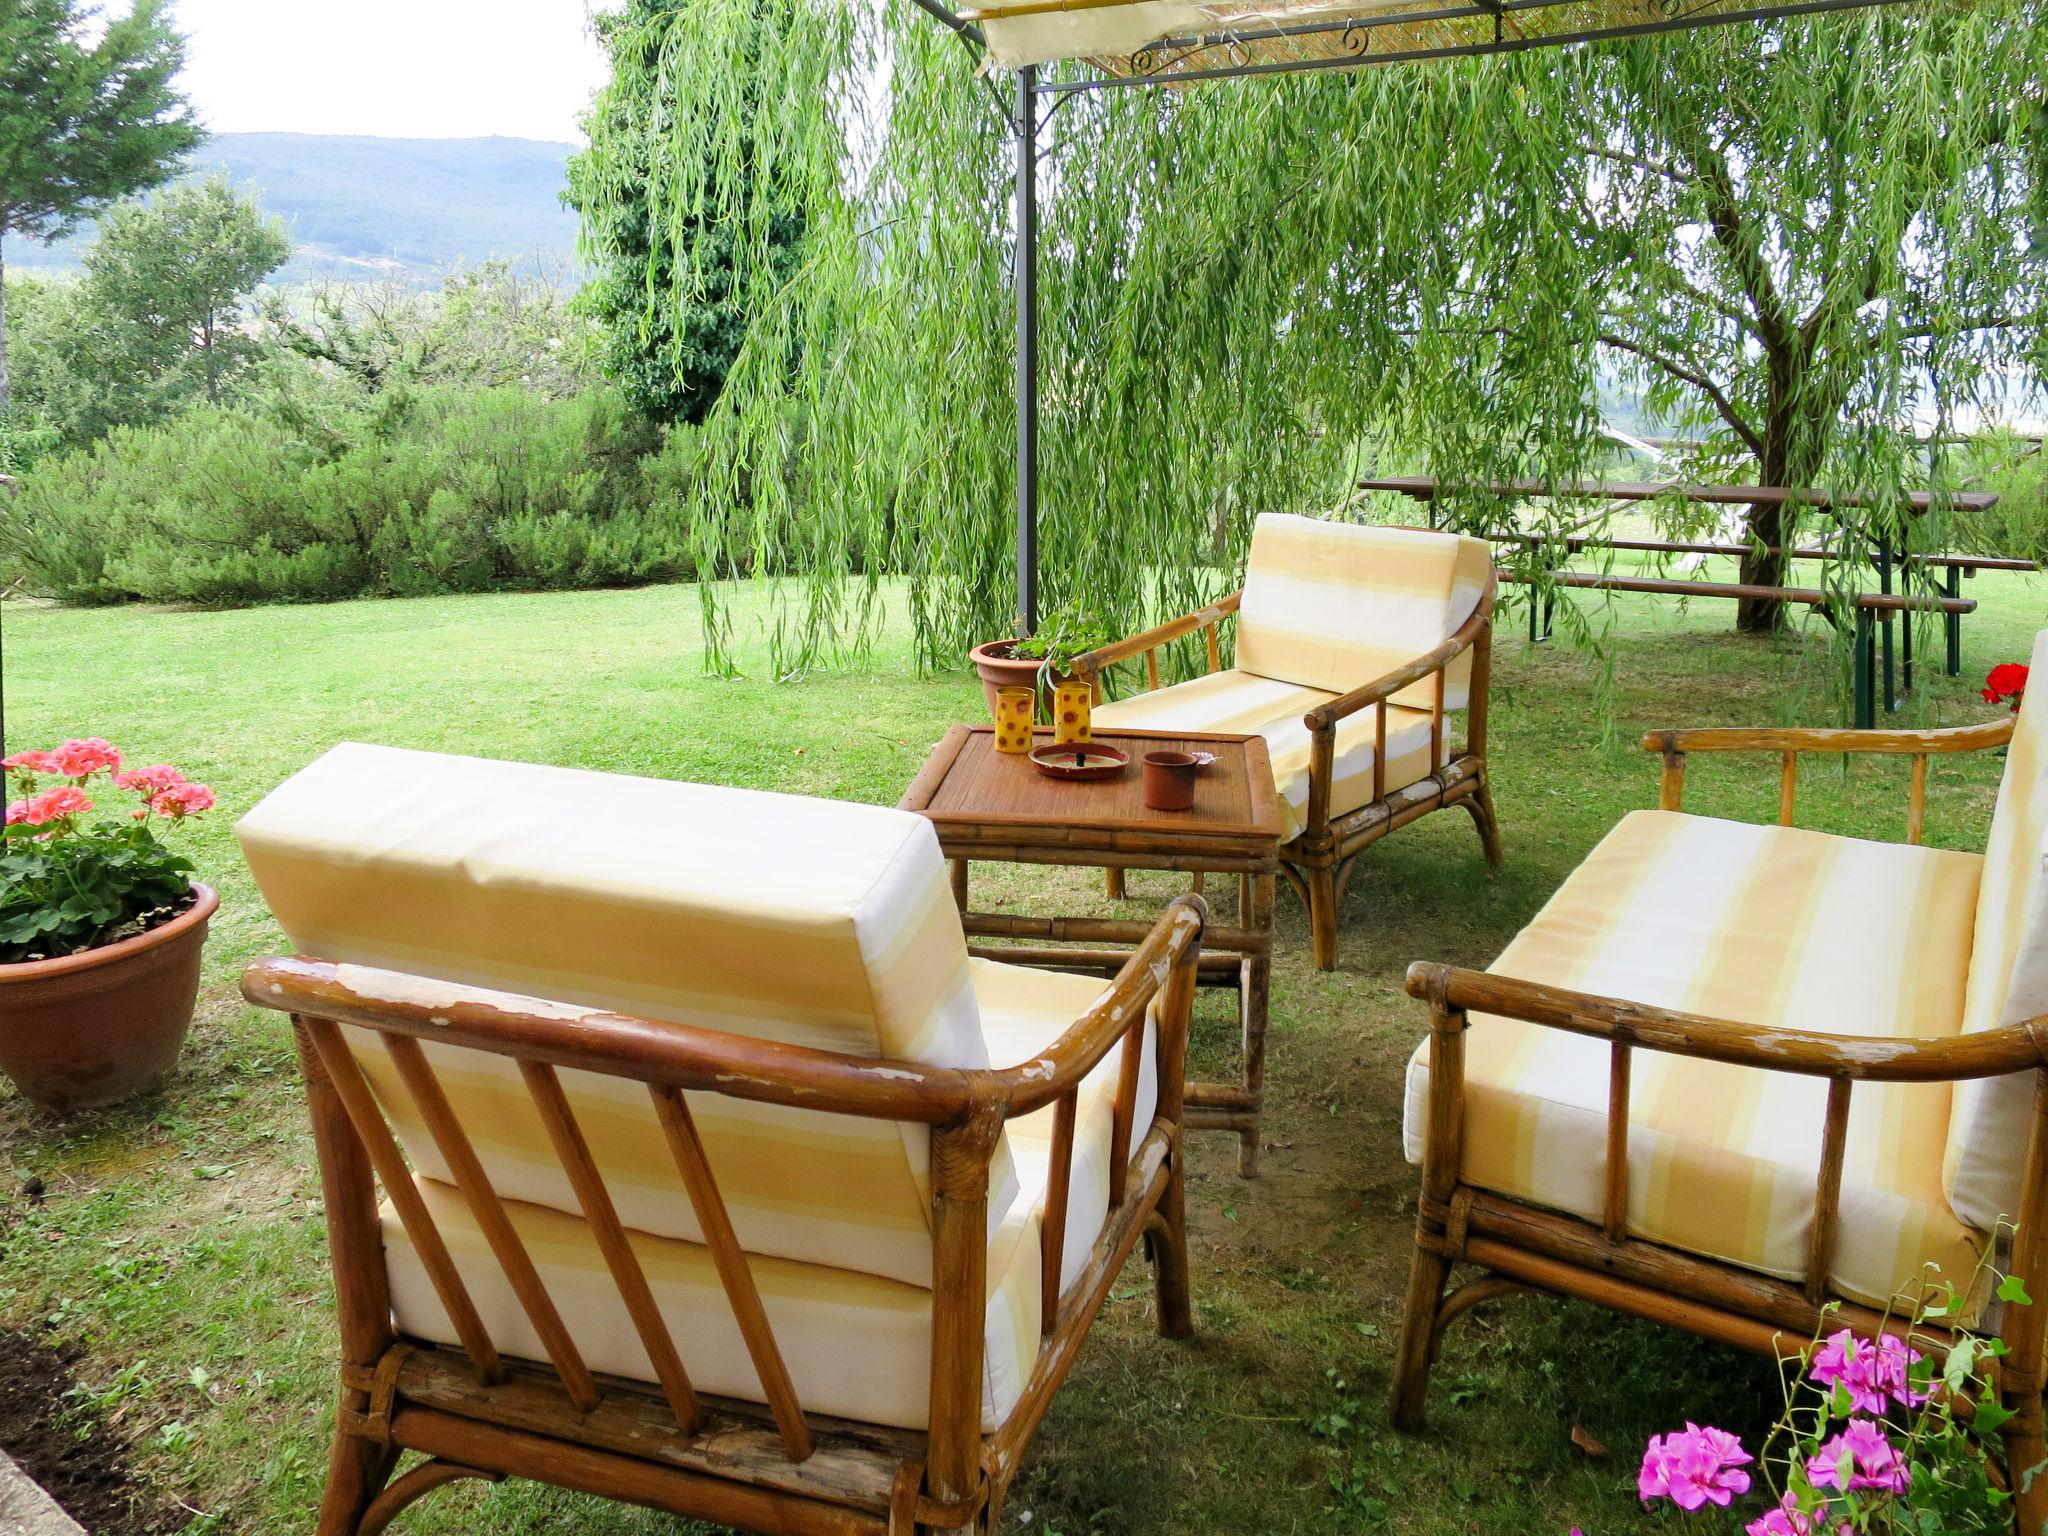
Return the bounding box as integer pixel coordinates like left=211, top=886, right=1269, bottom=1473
left=960, top=0, right=1908, bottom=75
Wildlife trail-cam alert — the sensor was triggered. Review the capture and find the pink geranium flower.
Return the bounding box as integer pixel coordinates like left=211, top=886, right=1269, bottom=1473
left=1640, top=1423, right=1753, bottom=1510
left=115, top=764, right=186, bottom=799
left=2, top=749, right=64, bottom=777
left=5, top=786, right=94, bottom=827
left=152, top=781, right=215, bottom=819
left=1809, top=1329, right=1928, bottom=1414
left=1807, top=1419, right=1911, bottom=1495
left=51, top=737, right=122, bottom=778
left=1745, top=1491, right=1849, bottom=1536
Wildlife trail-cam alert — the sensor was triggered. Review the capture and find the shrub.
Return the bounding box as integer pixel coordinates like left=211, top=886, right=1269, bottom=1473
left=0, top=384, right=702, bottom=605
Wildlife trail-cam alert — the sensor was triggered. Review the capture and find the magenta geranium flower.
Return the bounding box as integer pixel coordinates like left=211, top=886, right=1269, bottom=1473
left=1807, top=1419, right=1911, bottom=1495
left=1745, top=1491, right=1849, bottom=1536
left=1809, top=1330, right=1927, bottom=1414
left=1639, top=1423, right=1753, bottom=1509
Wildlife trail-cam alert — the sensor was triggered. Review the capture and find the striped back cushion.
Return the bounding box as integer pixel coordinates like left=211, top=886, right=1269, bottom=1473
left=239, top=743, right=1013, bottom=1289
left=1946, top=627, right=2048, bottom=1234
left=1235, top=514, right=1494, bottom=709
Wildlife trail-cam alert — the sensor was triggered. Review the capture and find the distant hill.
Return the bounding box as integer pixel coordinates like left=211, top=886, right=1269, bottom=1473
left=9, top=133, right=582, bottom=285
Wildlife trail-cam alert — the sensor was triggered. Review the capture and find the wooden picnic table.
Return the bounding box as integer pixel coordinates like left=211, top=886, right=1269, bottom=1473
left=1359, top=476, right=2029, bottom=719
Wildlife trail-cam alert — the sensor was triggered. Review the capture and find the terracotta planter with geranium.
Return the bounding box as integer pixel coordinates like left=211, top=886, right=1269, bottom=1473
left=0, top=740, right=217, bottom=1113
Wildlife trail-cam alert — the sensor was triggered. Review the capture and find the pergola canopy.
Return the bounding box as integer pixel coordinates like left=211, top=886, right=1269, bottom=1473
left=962, top=0, right=1911, bottom=83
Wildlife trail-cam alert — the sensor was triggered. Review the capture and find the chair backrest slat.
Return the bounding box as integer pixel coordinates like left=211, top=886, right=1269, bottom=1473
left=649, top=1086, right=815, bottom=1463
left=300, top=1018, right=505, bottom=1383
left=385, top=1036, right=602, bottom=1413
left=1807, top=1078, right=1853, bottom=1305
left=1603, top=1043, right=1631, bottom=1243
left=519, top=1060, right=702, bottom=1432
left=1108, top=1020, right=1145, bottom=1211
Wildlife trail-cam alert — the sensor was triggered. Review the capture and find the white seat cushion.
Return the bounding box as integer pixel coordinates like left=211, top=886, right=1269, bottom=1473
left=1403, top=809, right=1985, bottom=1308
left=1948, top=627, right=2048, bottom=1232
left=1092, top=668, right=1446, bottom=840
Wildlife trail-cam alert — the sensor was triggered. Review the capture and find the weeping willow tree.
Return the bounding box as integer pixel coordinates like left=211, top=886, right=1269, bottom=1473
left=571, top=0, right=2045, bottom=676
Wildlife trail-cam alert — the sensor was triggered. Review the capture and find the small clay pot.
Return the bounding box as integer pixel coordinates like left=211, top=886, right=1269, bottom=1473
left=1141, top=751, right=1200, bottom=812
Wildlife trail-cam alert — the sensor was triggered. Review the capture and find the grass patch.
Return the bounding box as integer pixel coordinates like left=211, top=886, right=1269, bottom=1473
left=0, top=573, right=2039, bottom=1533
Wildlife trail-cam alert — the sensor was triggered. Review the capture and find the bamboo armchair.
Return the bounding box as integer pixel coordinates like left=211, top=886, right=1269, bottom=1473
left=246, top=900, right=1205, bottom=1536
left=1393, top=703, right=2048, bottom=1527
left=1074, top=517, right=1503, bottom=970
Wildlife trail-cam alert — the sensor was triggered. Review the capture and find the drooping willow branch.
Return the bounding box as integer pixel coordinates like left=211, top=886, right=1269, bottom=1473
left=591, top=0, right=2043, bottom=699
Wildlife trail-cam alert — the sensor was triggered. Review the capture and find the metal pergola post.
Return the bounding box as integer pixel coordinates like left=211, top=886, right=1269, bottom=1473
left=1014, top=64, right=1040, bottom=638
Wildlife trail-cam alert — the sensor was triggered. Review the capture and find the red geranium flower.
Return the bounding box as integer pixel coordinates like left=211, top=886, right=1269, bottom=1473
left=1983, top=663, right=2030, bottom=713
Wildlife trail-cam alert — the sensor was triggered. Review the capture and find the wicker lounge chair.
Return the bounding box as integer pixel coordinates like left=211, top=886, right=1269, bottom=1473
left=1075, top=513, right=1502, bottom=969
left=238, top=743, right=1205, bottom=1536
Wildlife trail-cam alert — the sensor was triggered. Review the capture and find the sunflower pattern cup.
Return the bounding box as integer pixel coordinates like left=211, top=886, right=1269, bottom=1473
left=1052, top=680, right=1093, bottom=746
left=995, top=687, right=1035, bottom=753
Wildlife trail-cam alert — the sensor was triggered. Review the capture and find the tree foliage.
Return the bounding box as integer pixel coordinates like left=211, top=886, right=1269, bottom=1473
left=82, top=175, right=290, bottom=408
left=611, top=0, right=2045, bottom=677
left=567, top=0, right=808, bottom=426
left=0, top=0, right=201, bottom=411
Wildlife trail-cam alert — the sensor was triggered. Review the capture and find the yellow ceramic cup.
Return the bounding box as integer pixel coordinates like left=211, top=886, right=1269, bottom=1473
left=994, top=686, right=1034, bottom=754
left=1052, top=680, right=1093, bottom=746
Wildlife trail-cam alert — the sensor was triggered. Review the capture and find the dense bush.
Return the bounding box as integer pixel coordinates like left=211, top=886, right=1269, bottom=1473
left=0, top=384, right=702, bottom=605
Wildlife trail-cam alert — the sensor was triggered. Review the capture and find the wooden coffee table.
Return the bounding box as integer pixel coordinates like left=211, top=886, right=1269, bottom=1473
left=899, top=724, right=1282, bottom=1174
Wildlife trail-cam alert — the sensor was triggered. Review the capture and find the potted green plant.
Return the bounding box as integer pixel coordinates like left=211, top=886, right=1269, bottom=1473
left=0, top=740, right=218, bottom=1112
left=969, top=604, right=1119, bottom=719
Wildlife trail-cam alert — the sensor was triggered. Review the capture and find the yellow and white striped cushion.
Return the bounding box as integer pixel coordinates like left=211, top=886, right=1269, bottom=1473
left=1948, top=627, right=2048, bottom=1232
left=1402, top=810, right=1985, bottom=1309
left=238, top=742, right=1017, bottom=1290
left=1092, top=669, right=1447, bottom=840
left=975, top=959, right=1158, bottom=1294
left=1235, top=514, right=1492, bottom=709
left=385, top=1174, right=1044, bottom=1432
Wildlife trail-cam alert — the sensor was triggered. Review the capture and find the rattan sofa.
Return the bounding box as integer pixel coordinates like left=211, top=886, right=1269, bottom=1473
left=238, top=744, right=1206, bottom=1536
left=1394, top=628, right=2048, bottom=1527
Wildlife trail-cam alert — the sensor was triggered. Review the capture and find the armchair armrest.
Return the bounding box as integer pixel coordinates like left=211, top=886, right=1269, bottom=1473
left=1069, top=593, right=1242, bottom=686
left=1404, top=961, right=2048, bottom=1083
left=1643, top=716, right=2017, bottom=841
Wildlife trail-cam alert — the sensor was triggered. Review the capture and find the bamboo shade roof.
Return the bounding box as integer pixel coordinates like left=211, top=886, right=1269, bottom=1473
left=961, top=0, right=1912, bottom=77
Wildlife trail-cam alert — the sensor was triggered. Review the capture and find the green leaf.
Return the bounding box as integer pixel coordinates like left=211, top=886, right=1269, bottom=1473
left=1997, top=1273, right=2032, bottom=1306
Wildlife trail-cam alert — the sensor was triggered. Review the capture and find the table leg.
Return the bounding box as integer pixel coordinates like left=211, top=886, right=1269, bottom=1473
left=950, top=859, right=968, bottom=913
left=1237, top=872, right=1276, bottom=1178
left=1104, top=868, right=1127, bottom=900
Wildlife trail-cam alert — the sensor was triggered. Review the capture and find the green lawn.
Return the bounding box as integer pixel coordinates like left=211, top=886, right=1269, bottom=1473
left=0, top=571, right=2040, bottom=1535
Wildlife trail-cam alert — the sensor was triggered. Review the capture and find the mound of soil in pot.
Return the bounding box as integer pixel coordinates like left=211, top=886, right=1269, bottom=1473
left=0, top=1328, right=191, bottom=1534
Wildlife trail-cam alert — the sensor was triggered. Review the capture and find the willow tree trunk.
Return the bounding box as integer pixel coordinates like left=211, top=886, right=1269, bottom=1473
left=1734, top=360, right=1831, bottom=633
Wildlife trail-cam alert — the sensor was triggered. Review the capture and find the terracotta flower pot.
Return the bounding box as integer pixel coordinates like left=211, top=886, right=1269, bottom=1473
left=0, top=883, right=218, bottom=1113
left=969, top=639, right=1095, bottom=722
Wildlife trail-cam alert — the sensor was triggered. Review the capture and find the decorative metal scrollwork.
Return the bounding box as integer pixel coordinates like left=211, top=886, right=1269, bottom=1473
left=1132, top=43, right=1165, bottom=75
left=1339, top=21, right=1369, bottom=57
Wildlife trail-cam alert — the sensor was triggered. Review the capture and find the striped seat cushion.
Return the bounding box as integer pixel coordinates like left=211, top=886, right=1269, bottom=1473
left=1235, top=514, right=1493, bottom=710
left=1402, top=809, right=1986, bottom=1308
left=1947, top=627, right=2048, bottom=1232
left=1091, top=668, right=1446, bottom=840
left=238, top=742, right=1017, bottom=1290
left=384, top=959, right=1152, bottom=1434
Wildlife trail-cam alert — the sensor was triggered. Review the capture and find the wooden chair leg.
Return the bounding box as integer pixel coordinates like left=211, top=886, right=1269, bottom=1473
left=1307, top=863, right=1339, bottom=971
left=316, top=1426, right=399, bottom=1536
left=1389, top=1241, right=1453, bottom=1432
left=1465, top=773, right=1505, bottom=867
left=1104, top=867, right=1127, bottom=900
left=2003, top=1414, right=2047, bottom=1536
left=1150, top=1157, right=1195, bottom=1340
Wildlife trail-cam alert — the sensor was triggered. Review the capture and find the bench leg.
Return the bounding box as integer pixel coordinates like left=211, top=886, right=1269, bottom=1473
left=1854, top=609, right=1876, bottom=729
left=1104, top=867, right=1126, bottom=900
left=1946, top=567, right=1963, bottom=676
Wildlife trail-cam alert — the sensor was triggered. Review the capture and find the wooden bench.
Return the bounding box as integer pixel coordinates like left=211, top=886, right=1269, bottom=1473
left=1495, top=569, right=1976, bottom=728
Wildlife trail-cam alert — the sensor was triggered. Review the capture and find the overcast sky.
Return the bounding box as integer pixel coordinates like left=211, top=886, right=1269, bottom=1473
left=166, top=0, right=612, bottom=144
